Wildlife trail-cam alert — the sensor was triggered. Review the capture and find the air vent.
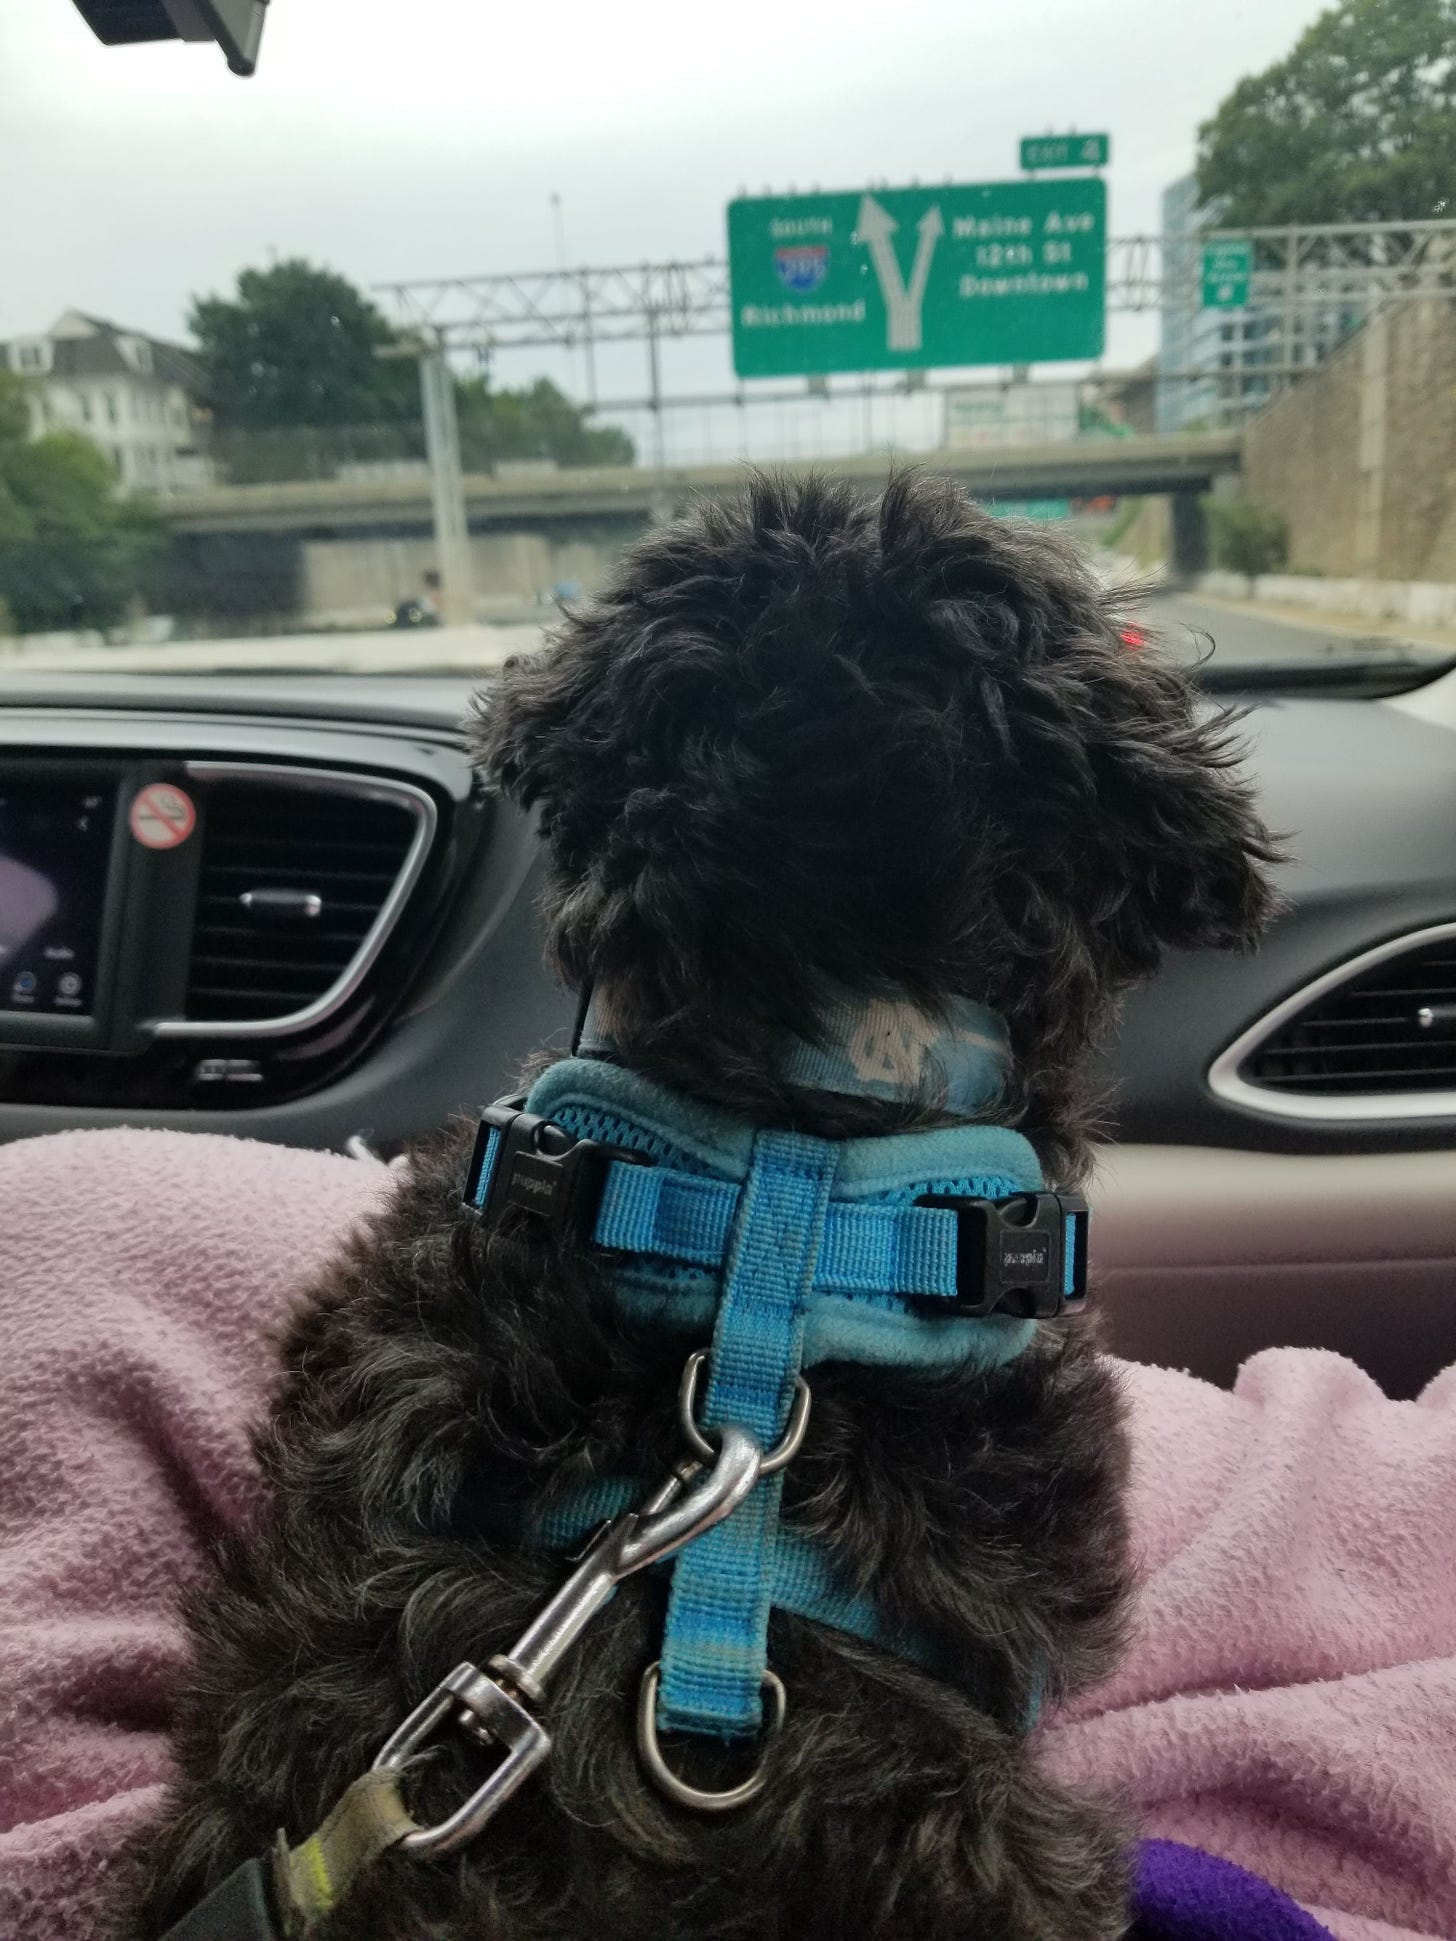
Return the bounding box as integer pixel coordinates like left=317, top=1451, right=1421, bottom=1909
left=157, top=764, right=437, bottom=1040
left=1208, top=923, right=1456, bottom=1123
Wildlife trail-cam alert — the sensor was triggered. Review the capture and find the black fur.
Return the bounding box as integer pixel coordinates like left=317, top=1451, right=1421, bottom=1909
left=118, top=474, right=1277, bottom=1941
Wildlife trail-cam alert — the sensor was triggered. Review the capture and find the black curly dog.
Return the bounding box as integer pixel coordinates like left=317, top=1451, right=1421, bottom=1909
left=121, top=473, right=1276, bottom=1941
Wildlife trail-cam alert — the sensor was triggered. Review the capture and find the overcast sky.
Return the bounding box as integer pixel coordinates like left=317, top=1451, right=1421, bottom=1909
left=2, top=0, right=1331, bottom=454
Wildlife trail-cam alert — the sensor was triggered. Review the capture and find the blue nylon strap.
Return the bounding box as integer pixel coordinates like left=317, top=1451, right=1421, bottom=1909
left=594, top=1163, right=732, bottom=1265
left=657, top=1129, right=837, bottom=1737
left=532, top=1479, right=937, bottom=1671
left=595, top=1161, right=962, bottom=1301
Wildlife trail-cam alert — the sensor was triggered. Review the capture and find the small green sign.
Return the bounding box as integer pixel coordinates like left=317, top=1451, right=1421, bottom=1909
left=1202, top=240, right=1252, bottom=309
left=1020, top=134, right=1109, bottom=171
left=727, top=179, right=1106, bottom=379
left=986, top=498, right=1072, bottom=520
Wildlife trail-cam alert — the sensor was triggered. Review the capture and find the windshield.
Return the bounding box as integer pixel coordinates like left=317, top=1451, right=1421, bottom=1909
left=3, top=0, right=1454, bottom=684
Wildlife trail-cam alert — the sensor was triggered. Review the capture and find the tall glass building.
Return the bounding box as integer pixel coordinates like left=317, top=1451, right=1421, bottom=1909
left=1158, top=174, right=1360, bottom=432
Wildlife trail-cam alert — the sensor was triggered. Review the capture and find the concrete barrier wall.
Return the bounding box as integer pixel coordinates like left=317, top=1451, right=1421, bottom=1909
left=300, top=530, right=624, bottom=623
left=1241, top=299, right=1456, bottom=583
left=1199, top=568, right=1456, bottom=629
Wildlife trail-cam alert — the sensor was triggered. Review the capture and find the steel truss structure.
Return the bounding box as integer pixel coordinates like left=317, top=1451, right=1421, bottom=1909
left=379, top=222, right=1456, bottom=353
left=376, top=221, right=1456, bottom=444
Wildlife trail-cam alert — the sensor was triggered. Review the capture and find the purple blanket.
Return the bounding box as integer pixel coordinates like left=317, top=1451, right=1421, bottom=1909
left=1134, top=1839, right=1340, bottom=1939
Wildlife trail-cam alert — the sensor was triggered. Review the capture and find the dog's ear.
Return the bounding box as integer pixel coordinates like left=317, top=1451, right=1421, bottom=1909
left=472, top=639, right=598, bottom=834
left=865, top=474, right=1281, bottom=990
left=1012, top=630, right=1280, bottom=980
left=470, top=621, right=716, bottom=1005
left=860, top=472, right=1280, bottom=987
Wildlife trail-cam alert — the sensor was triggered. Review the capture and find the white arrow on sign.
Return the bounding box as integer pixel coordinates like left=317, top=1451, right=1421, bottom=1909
left=857, top=195, right=944, bottom=353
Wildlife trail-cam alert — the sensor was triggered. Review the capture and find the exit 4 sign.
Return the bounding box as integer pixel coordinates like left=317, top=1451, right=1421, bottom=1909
left=1021, top=133, right=1109, bottom=171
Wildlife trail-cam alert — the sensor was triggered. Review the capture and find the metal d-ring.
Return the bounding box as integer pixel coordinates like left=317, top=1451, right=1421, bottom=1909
left=676, top=1348, right=810, bottom=1476
left=636, top=1662, right=787, bottom=1812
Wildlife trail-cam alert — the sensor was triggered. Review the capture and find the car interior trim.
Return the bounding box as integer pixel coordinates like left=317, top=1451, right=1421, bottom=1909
left=1089, top=1140, right=1456, bottom=1399
left=1206, top=921, right=1456, bottom=1124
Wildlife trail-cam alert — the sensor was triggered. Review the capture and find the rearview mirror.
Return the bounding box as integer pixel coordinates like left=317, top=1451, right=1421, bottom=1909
left=69, top=0, right=268, bottom=76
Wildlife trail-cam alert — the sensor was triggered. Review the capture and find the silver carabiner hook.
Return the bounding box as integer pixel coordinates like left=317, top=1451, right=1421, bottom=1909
left=373, top=1424, right=764, bottom=1857
left=615, top=1426, right=764, bottom=1572
left=488, top=1425, right=762, bottom=1699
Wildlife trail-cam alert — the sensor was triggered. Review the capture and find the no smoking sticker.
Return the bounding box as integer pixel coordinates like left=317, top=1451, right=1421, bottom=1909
left=129, top=782, right=196, bottom=850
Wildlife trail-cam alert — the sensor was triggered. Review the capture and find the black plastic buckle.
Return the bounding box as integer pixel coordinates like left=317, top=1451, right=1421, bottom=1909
left=464, top=1097, right=650, bottom=1245
left=912, top=1191, right=1089, bottom=1320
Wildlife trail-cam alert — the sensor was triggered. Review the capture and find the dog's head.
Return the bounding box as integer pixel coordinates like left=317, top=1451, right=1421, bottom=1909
left=476, top=472, right=1278, bottom=1163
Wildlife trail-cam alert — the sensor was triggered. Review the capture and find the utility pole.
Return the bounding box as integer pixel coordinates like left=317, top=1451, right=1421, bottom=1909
left=377, top=330, right=475, bottom=626
left=550, top=193, right=567, bottom=270
left=552, top=195, right=600, bottom=408
left=579, top=269, right=598, bottom=406
left=417, top=331, right=475, bottom=627
left=645, top=304, right=672, bottom=524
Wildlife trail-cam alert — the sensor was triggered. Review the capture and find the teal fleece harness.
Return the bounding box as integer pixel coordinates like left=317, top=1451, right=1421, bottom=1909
left=473, top=1056, right=1084, bottom=1742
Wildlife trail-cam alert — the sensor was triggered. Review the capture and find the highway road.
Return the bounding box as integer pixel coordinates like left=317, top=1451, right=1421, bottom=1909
left=5, top=589, right=1447, bottom=680
left=1144, top=591, right=1444, bottom=670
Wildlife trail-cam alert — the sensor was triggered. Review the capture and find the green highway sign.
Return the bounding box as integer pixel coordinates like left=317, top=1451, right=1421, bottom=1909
left=727, top=179, right=1106, bottom=379
left=1202, top=239, right=1252, bottom=309
left=986, top=499, right=1072, bottom=520
left=1020, top=133, right=1109, bottom=171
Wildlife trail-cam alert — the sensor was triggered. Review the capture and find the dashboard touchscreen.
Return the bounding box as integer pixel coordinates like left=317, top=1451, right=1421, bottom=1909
left=0, top=782, right=115, bottom=1017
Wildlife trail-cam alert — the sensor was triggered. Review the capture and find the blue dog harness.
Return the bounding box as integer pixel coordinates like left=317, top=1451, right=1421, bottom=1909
left=467, top=1055, right=1088, bottom=1743
left=158, top=1023, right=1092, bottom=1940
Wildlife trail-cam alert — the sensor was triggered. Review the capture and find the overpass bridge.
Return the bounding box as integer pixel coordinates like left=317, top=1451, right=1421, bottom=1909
left=163, top=431, right=1242, bottom=537
left=155, top=432, right=1241, bottom=621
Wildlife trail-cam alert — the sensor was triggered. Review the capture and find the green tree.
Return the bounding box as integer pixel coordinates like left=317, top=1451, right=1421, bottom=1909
left=1197, top=0, right=1456, bottom=225
left=455, top=375, right=634, bottom=470
left=0, top=373, right=162, bottom=634
left=194, top=260, right=634, bottom=479
left=1208, top=496, right=1289, bottom=577
left=189, top=258, right=418, bottom=430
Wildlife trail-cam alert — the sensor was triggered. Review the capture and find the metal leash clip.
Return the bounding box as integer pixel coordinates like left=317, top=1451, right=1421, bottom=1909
left=372, top=1423, right=765, bottom=1857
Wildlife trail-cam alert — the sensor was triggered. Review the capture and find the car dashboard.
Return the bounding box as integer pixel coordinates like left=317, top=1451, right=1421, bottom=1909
left=3, top=667, right=1454, bottom=1396
left=0, top=677, right=565, bottom=1136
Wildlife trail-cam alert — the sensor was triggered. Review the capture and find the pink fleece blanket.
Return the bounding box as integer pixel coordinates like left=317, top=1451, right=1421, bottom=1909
left=1, top=1131, right=1452, bottom=1941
